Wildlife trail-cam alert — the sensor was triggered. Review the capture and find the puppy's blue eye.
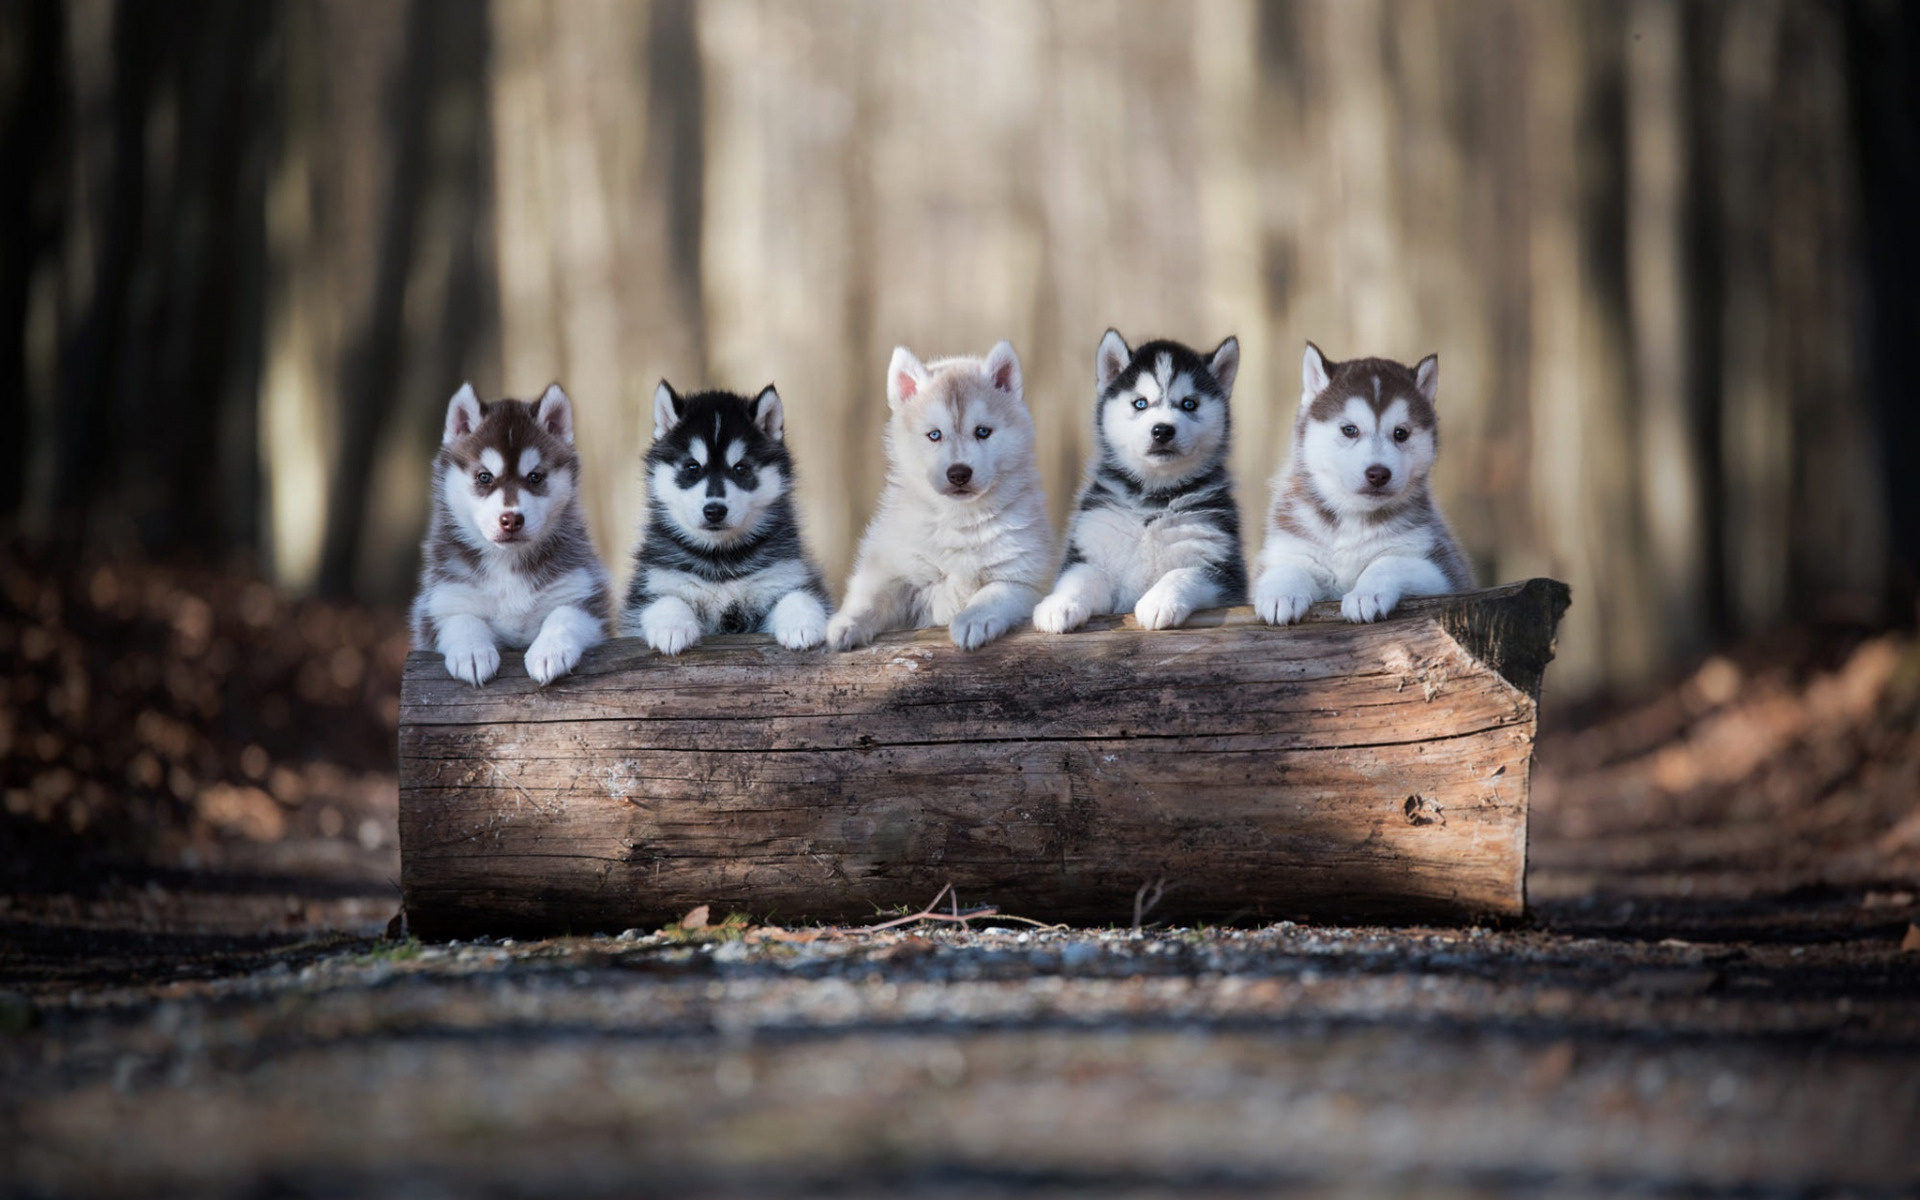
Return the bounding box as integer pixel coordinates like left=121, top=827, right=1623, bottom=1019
left=475, top=470, right=493, bottom=486
left=1179, top=398, right=1198, bottom=412
left=1393, top=427, right=1410, bottom=443
left=1340, top=424, right=1359, bottom=439
left=681, top=459, right=699, bottom=473
left=974, top=426, right=992, bottom=440
left=527, top=470, right=545, bottom=487
left=1132, top=398, right=1149, bottom=411
left=926, top=430, right=942, bottom=442
left=733, top=461, right=753, bottom=476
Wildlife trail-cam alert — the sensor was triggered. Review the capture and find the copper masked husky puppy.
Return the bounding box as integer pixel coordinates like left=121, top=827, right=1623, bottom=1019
left=1252, top=344, right=1471, bottom=624
left=826, top=341, right=1053, bottom=651
left=411, top=383, right=611, bottom=685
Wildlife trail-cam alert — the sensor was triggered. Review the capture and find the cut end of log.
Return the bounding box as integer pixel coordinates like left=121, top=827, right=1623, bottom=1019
left=399, top=580, right=1570, bottom=938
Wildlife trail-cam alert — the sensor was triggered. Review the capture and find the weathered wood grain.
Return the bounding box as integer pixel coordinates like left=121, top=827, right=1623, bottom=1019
left=399, top=579, right=1571, bottom=937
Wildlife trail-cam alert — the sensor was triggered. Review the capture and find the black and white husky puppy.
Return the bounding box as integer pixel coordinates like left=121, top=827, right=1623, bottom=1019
left=1033, top=330, right=1247, bottom=633
left=411, top=383, right=611, bottom=686
left=1252, top=343, right=1472, bottom=624
left=620, top=382, right=831, bottom=654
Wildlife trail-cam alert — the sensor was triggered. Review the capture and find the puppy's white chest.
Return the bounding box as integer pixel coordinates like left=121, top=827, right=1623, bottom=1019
left=1077, top=505, right=1232, bottom=606
left=464, top=570, right=546, bottom=645
left=900, top=503, right=1040, bottom=620
left=1320, top=523, right=1433, bottom=592
left=464, top=563, right=598, bottom=647
left=649, top=560, right=808, bottom=630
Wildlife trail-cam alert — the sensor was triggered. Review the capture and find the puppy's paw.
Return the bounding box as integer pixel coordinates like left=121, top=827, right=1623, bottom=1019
left=950, top=608, right=1008, bottom=650
left=1340, top=586, right=1400, bottom=623
left=1133, top=586, right=1191, bottom=631
left=1254, top=580, right=1314, bottom=625
left=442, top=639, right=500, bottom=686
left=826, top=613, right=872, bottom=652
left=1032, top=591, right=1089, bottom=634
left=771, top=596, right=829, bottom=651
left=642, top=613, right=703, bottom=656
left=525, top=630, right=585, bottom=686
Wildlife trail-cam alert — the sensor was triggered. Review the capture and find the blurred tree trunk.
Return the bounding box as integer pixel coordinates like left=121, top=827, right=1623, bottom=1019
left=145, top=0, right=275, bottom=556
left=0, top=0, right=66, bottom=524
left=315, top=0, right=435, bottom=598
left=261, top=0, right=413, bottom=590
left=1844, top=0, right=1920, bottom=613
left=1627, top=0, right=1708, bottom=663
left=32, top=0, right=272, bottom=561
left=489, top=0, right=706, bottom=580
left=50, top=0, right=153, bottom=546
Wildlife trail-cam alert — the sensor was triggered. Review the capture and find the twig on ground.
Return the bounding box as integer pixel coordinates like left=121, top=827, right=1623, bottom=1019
left=1133, top=876, right=1166, bottom=933
left=863, top=902, right=1000, bottom=933
left=981, top=914, right=1071, bottom=931
left=858, top=883, right=1077, bottom=934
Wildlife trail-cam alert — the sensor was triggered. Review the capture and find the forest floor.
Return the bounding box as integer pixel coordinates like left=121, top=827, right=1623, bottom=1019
left=2, top=547, right=1918, bottom=1197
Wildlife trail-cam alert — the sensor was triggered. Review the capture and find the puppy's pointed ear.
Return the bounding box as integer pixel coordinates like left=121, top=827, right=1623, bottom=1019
left=1207, top=335, right=1241, bottom=398
left=751, top=385, right=785, bottom=442
left=1095, top=329, right=1131, bottom=394
left=1302, top=342, right=1333, bottom=400
left=535, top=383, right=574, bottom=443
left=443, top=383, right=483, bottom=444
left=1414, top=354, right=1439, bottom=406
left=652, top=381, right=686, bottom=441
left=887, top=346, right=928, bottom=411
left=984, top=339, right=1022, bottom=396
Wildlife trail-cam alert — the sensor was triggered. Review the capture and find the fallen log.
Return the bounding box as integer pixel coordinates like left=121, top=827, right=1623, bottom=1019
left=399, top=578, right=1571, bottom=937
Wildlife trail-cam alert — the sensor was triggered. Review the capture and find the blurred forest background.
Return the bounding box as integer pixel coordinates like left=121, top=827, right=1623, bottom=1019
left=3, top=0, right=1918, bottom=700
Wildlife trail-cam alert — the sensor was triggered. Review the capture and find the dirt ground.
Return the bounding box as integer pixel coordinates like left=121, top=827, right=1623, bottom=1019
left=3, top=552, right=1918, bottom=1197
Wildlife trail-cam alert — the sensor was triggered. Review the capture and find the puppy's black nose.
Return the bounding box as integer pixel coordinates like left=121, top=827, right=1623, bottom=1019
left=946, top=464, right=973, bottom=487
left=702, top=502, right=727, bottom=523
left=499, top=511, right=524, bottom=533
left=1365, top=465, right=1392, bottom=488
left=1150, top=424, right=1176, bottom=445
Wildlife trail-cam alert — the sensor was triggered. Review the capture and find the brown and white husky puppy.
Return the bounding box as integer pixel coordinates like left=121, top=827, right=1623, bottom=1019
left=1253, top=344, right=1472, bottom=624
left=410, top=383, right=611, bottom=685
left=826, top=340, right=1054, bottom=651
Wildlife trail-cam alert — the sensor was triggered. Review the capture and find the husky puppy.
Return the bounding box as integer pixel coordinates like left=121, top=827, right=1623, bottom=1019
left=826, top=340, right=1053, bottom=651
left=411, top=383, right=611, bottom=686
left=620, top=382, right=830, bottom=654
left=1252, top=343, right=1472, bottom=625
left=1034, top=330, right=1246, bottom=633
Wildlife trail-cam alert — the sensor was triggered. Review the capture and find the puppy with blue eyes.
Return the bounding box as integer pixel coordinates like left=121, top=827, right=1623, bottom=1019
left=620, top=382, right=831, bottom=655
left=1253, top=343, right=1472, bottom=625
left=827, top=341, right=1054, bottom=651
left=1035, top=329, right=1246, bottom=632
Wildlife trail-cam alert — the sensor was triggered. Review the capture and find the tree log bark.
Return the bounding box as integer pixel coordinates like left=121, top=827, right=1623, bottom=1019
left=399, top=579, right=1571, bottom=938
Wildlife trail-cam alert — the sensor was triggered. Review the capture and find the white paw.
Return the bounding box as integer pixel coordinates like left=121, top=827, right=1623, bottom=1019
left=643, top=613, right=703, bottom=656
left=1032, top=591, right=1090, bottom=634
left=524, top=630, right=585, bottom=686
left=1341, top=587, right=1400, bottom=623
left=1254, top=581, right=1314, bottom=625
left=950, top=609, right=1007, bottom=650
left=442, top=639, right=500, bottom=686
left=1133, top=588, right=1191, bottom=631
left=771, top=602, right=828, bottom=650
left=826, top=614, right=871, bottom=652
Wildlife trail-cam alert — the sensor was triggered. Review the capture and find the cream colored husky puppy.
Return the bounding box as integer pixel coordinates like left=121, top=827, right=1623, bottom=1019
left=827, top=340, right=1054, bottom=651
